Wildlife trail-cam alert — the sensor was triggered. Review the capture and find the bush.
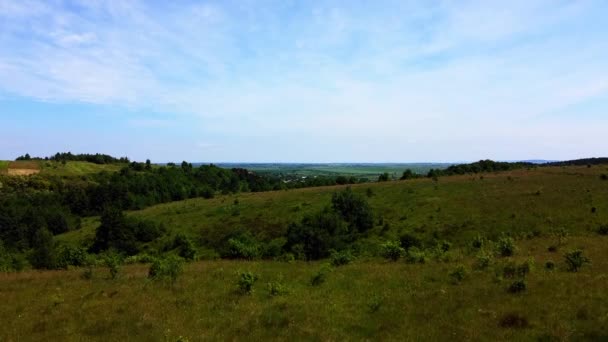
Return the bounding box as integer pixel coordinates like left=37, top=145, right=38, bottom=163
left=148, top=255, right=184, bottom=284
left=564, top=250, right=591, bottom=272
left=310, top=263, right=332, bottom=286
left=399, top=232, right=422, bottom=250
left=598, top=224, right=608, bottom=235
left=517, top=259, right=534, bottom=278
left=237, top=271, right=258, bottom=294
left=173, top=234, right=197, bottom=261
left=330, top=250, right=354, bottom=267
left=55, top=245, right=88, bottom=269
left=499, top=313, right=529, bottom=328
left=263, top=238, right=287, bottom=258
left=267, top=279, right=289, bottom=297
left=449, top=265, right=467, bottom=283
left=600, top=174, right=607, bottom=181
left=380, top=241, right=404, bottom=261
left=104, top=254, right=122, bottom=280
left=508, top=279, right=527, bottom=293
left=496, top=236, right=516, bottom=257
left=474, top=252, right=493, bottom=270
left=545, top=260, right=555, bottom=270
left=470, top=235, right=485, bottom=249
left=502, top=262, right=517, bottom=278
left=226, top=233, right=261, bottom=260
left=404, top=247, right=426, bottom=264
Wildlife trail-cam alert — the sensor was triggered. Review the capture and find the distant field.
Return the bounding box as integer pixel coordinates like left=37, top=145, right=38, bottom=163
left=213, top=163, right=453, bottom=179
left=39, top=161, right=124, bottom=176
left=0, top=161, right=8, bottom=174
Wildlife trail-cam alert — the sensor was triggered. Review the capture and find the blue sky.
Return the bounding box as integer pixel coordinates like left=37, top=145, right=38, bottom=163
left=0, top=0, right=607, bottom=162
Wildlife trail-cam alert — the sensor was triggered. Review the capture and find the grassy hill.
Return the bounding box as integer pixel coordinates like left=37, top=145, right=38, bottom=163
left=0, top=160, right=124, bottom=177
left=58, top=164, right=608, bottom=250
left=6, top=164, right=608, bottom=340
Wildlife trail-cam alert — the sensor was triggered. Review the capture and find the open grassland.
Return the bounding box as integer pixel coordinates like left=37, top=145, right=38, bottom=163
left=39, top=161, right=124, bottom=176
left=59, top=164, right=608, bottom=249
left=0, top=160, right=9, bottom=174
left=1, top=236, right=607, bottom=341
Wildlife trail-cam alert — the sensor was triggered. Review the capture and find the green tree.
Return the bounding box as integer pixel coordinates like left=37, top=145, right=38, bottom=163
left=29, top=228, right=55, bottom=269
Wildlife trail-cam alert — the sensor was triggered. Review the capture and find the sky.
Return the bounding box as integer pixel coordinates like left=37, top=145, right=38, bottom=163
left=0, top=0, right=607, bottom=163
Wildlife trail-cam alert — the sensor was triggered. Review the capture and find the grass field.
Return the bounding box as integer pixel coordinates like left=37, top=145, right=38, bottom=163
left=215, top=163, right=452, bottom=179
left=8, top=164, right=608, bottom=340
left=0, top=160, right=8, bottom=174
left=39, top=161, right=124, bottom=176
left=58, top=164, right=608, bottom=250
left=1, top=235, right=607, bottom=341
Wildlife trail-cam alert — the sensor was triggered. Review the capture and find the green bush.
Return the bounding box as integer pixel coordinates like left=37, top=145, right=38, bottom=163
left=330, top=250, right=354, bottom=267
left=404, top=247, right=426, bottom=264
left=399, top=232, right=422, bottom=250
left=598, top=224, right=608, bottom=235
left=226, top=233, right=261, bottom=260
left=564, top=250, right=591, bottom=272
left=449, top=265, right=467, bottom=283
left=104, top=254, right=122, bottom=280
left=380, top=241, right=404, bottom=261
left=267, top=280, right=289, bottom=297
left=474, top=251, right=493, bottom=270
left=470, top=235, right=485, bottom=250
left=496, top=236, right=516, bottom=257
left=545, top=260, right=555, bottom=270
left=55, top=245, right=88, bottom=269
left=237, top=271, right=258, bottom=294
left=517, top=259, right=534, bottom=278
left=173, top=234, right=196, bottom=261
left=148, top=255, right=184, bottom=283
left=508, top=279, right=527, bottom=294
left=310, top=263, right=332, bottom=286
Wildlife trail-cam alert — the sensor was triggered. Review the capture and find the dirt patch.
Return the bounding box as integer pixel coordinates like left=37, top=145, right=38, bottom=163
left=8, top=168, right=40, bottom=176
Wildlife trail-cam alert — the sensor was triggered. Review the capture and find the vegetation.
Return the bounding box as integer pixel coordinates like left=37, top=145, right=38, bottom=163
left=1, top=155, right=608, bottom=340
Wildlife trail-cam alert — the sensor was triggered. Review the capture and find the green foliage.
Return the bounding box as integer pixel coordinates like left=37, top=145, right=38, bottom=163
left=172, top=234, right=196, bottom=260
left=263, top=238, right=287, bottom=258
left=29, top=228, right=55, bottom=269
left=380, top=241, right=404, bottom=261
left=225, top=232, right=261, bottom=260
left=331, top=187, right=374, bottom=233
left=470, top=235, right=485, bottom=250
left=237, top=271, right=258, bottom=294
left=330, top=250, right=354, bottom=267
left=449, top=265, right=467, bottom=283
left=267, top=277, right=289, bottom=297
left=474, top=251, right=493, bottom=270
left=377, top=172, right=390, bottom=182
left=508, top=279, right=527, bottom=294
left=399, top=232, right=423, bottom=251
left=104, top=254, right=122, bottom=280
left=564, top=249, right=590, bottom=272
left=148, top=255, right=185, bottom=284
left=310, top=263, right=332, bottom=286
left=597, top=224, right=608, bottom=235
left=404, top=247, right=427, bottom=264
left=545, top=260, right=555, bottom=270
left=496, top=235, right=516, bottom=257
left=55, top=245, right=88, bottom=269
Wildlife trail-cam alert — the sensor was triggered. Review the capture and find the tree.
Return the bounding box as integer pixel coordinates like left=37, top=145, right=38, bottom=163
left=91, top=207, right=138, bottom=255
left=29, top=228, right=55, bottom=269
left=400, top=169, right=415, bottom=180
left=331, top=187, right=374, bottom=233
left=378, top=172, right=390, bottom=182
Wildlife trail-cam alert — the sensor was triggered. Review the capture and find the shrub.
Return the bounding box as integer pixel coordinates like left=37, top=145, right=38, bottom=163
left=263, top=238, right=287, bottom=258
left=404, top=247, right=426, bottom=264
left=55, top=245, right=88, bottom=269
left=474, top=252, right=493, bottom=270
left=508, top=279, right=527, bottom=293
left=547, top=245, right=558, bottom=253
left=598, top=224, right=608, bottom=235
left=104, top=254, right=122, bottom=280
left=237, top=271, right=258, bottom=294
left=330, top=250, right=354, bottom=267
left=399, top=232, right=422, bottom=250
left=148, top=256, right=184, bottom=284
left=600, top=174, right=607, bottom=180
left=173, top=234, right=196, bottom=261
left=380, top=241, right=404, bottom=261
left=310, top=263, right=332, bottom=286
left=226, top=233, right=261, bottom=260
left=545, top=260, right=555, bottom=270
left=276, top=253, right=295, bottom=263
left=449, top=265, right=467, bottom=283
left=517, top=259, right=534, bottom=278
left=470, top=235, right=485, bottom=249
left=496, top=236, right=516, bottom=257
left=267, top=279, right=289, bottom=297
left=564, top=250, right=591, bottom=272
left=502, top=262, right=517, bottom=278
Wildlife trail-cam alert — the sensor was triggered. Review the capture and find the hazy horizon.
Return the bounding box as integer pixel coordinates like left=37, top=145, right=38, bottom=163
left=1, top=1, right=607, bottom=162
